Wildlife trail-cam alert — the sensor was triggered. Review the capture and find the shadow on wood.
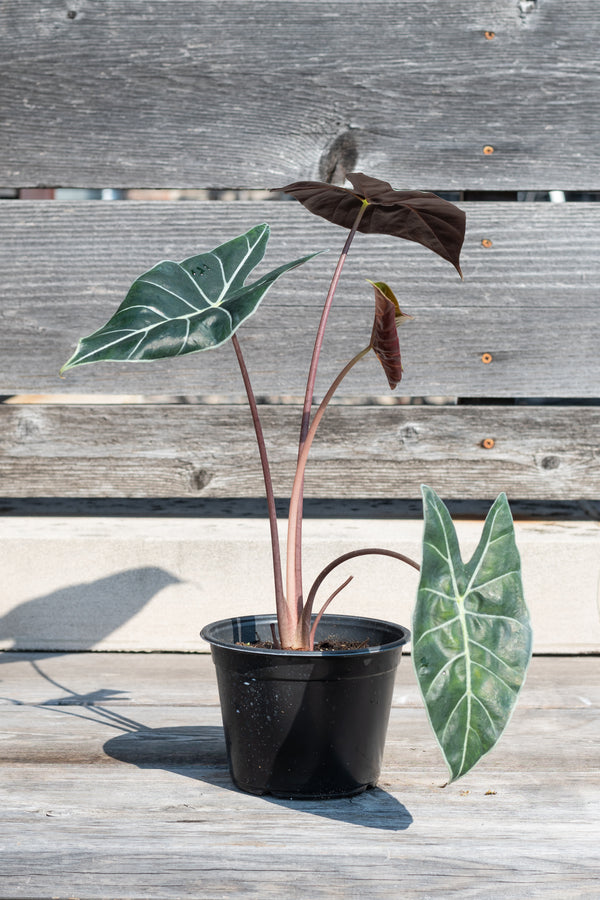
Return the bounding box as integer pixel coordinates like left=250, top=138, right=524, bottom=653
left=1, top=652, right=413, bottom=830
left=0, top=567, right=181, bottom=653
left=104, top=726, right=414, bottom=832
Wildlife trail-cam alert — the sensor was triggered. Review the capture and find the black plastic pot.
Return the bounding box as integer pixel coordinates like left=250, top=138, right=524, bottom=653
left=200, top=614, right=410, bottom=799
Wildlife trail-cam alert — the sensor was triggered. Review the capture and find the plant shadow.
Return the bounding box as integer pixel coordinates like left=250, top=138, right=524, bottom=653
left=4, top=654, right=413, bottom=831
left=103, top=725, right=413, bottom=831
left=0, top=567, right=181, bottom=657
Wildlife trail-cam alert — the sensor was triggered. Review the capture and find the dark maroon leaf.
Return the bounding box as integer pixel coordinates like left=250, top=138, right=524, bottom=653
left=272, top=172, right=465, bottom=276
left=369, top=281, right=412, bottom=390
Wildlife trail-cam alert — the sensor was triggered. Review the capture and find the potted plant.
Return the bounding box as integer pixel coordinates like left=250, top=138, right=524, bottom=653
left=62, top=173, right=532, bottom=798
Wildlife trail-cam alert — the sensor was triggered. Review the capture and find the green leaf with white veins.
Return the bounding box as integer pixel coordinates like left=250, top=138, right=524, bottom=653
left=413, top=486, right=532, bottom=782
left=61, top=224, right=320, bottom=371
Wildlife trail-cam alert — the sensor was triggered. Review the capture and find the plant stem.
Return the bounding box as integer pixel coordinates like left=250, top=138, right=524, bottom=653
left=304, top=548, right=421, bottom=649
left=287, top=344, right=370, bottom=647
left=290, top=199, right=369, bottom=626
left=308, top=575, right=353, bottom=649
left=231, top=334, right=289, bottom=640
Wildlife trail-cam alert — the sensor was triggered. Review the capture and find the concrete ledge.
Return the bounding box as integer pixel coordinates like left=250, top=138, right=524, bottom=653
left=0, top=516, right=598, bottom=654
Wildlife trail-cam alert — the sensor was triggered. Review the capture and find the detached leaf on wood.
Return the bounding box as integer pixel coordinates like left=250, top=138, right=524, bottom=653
left=368, top=281, right=413, bottom=390
left=61, top=224, right=319, bottom=371
left=273, top=173, right=465, bottom=275
left=413, top=486, right=533, bottom=782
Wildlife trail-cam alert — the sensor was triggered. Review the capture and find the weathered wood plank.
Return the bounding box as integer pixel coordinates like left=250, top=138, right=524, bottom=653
left=1, top=705, right=599, bottom=770
left=1, top=516, right=598, bottom=653
left=0, top=652, right=597, bottom=710
left=1, top=1, right=599, bottom=189
left=0, top=655, right=598, bottom=899
left=1, top=402, right=599, bottom=499
left=1, top=201, right=599, bottom=397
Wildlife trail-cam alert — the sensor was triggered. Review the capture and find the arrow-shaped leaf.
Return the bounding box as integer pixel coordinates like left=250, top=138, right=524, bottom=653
left=273, top=173, right=466, bottom=276
left=61, top=224, right=319, bottom=372
left=413, top=486, right=533, bottom=782
left=368, top=281, right=413, bottom=390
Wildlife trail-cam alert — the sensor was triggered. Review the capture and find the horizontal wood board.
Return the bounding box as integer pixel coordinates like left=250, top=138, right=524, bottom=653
left=2, top=652, right=599, bottom=708
left=1, top=402, right=599, bottom=499
left=0, top=653, right=598, bottom=898
left=2, top=515, right=598, bottom=653
left=1, top=1, right=599, bottom=190
left=1, top=200, right=599, bottom=398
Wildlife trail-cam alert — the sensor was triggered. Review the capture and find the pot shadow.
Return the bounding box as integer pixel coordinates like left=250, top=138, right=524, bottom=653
left=4, top=655, right=413, bottom=831
left=103, top=725, right=413, bottom=831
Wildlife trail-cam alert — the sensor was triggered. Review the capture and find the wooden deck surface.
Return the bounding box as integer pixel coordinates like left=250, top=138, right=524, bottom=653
left=1, top=652, right=598, bottom=898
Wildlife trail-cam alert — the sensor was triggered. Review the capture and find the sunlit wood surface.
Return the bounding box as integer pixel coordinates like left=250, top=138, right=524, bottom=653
left=1, top=652, right=598, bottom=898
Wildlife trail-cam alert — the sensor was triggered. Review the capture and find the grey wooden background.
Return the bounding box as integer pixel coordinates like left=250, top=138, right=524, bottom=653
left=0, top=0, right=598, bottom=502
left=1, top=0, right=599, bottom=190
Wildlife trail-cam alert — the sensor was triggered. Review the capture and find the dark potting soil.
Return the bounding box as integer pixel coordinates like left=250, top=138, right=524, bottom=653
left=236, top=636, right=370, bottom=651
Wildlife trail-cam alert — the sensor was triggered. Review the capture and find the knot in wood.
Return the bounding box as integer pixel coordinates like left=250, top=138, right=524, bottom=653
left=541, top=456, right=560, bottom=470
left=319, top=131, right=359, bottom=185
left=190, top=468, right=211, bottom=491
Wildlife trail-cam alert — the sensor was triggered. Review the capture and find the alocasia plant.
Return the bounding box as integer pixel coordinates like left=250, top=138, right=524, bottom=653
left=62, top=172, right=532, bottom=780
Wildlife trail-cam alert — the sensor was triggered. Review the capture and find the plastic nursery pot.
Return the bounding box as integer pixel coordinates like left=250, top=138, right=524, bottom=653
left=200, top=614, right=410, bottom=800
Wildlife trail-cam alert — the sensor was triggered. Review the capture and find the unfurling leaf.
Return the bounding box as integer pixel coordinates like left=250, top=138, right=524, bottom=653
left=368, top=281, right=412, bottom=390
left=61, top=224, right=320, bottom=372
left=413, top=486, right=532, bottom=782
left=273, top=173, right=465, bottom=276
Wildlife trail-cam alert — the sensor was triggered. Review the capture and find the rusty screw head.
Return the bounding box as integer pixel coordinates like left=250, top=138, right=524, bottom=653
left=484, top=31, right=495, bottom=39
left=481, top=238, right=493, bottom=248
left=481, top=352, right=493, bottom=364
left=482, top=438, right=496, bottom=450
left=483, top=145, right=495, bottom=155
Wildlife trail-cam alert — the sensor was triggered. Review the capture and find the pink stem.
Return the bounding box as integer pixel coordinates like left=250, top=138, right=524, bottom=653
left=308, top=576, right=354, bottom=650
left=303, top=547, right=421, bottom=639
left=288, top=200, right=369, bottom=636
left=287, top=345, right=370, bottom=646
left=232, top=335, right=289, bottom=642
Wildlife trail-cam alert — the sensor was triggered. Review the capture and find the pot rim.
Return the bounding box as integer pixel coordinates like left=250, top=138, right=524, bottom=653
left=200, top=613, right=411, bottom=657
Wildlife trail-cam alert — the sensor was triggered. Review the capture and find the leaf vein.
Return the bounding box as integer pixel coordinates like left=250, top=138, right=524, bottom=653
left=140, top=279, right=202, bottom=312
left=423, top=540, right=450, bottom=566
left=180, top=266, right=212, bottom=304
left=468, top=638, right=517, bottom=671
left=175, top=319, right=191, bottom=356
left=216, top=227, right=266, bottom=303
left=471, top=659, right=518, bottom=695
left=472, top=694, right=500, bottom=736
left=441, top=692, right=468, bottom=743
left=468, top=571, right=520, bottom=593
left=424, top=653, right=465, bottom=698
left=126, top=333, right=148, bottom=360
left=413, top=615, right=461, bottom=645
left=464, top=503, right=503, bottom=595
left=466, top=610, right=526, bottom=628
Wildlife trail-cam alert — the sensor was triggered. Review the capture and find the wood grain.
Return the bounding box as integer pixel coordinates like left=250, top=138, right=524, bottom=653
left=1, top=652, right=597, bottom=710
left=0, top=653, right=598, bottom=898
left=1, top=1, right=598, bottom=190
left=1, top=402, right=598, bottom=499
left=1, top=201, right=599, bottom=398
